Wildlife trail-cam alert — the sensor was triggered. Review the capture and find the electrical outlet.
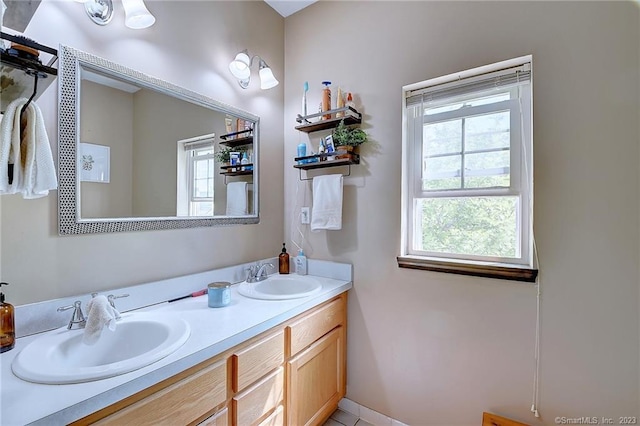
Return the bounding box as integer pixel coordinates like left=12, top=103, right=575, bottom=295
left=300, top=207, right=310, bottom=224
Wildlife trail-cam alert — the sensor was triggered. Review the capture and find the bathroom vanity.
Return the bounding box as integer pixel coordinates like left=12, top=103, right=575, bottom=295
left=0, top=261, right=352, bottom=425
left=76, top=294, right=346, bottom=425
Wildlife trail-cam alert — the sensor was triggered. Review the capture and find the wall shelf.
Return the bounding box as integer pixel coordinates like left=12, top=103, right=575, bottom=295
left=220, top=164, right=254, bottom=175
left=219, top=136, right=253, bottom=148
left=219, top=129, right=253, bottom=147
left=293, top=152, right=359, bottom=181
left=1, top=32, right=58, bottom=113
left=295, top=106, right=361, bottom=133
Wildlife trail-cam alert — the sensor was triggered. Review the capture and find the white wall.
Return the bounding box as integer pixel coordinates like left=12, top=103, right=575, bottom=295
left=0, top=0, right=284, bottom=305
left=284, top=1, right=640, bottom=424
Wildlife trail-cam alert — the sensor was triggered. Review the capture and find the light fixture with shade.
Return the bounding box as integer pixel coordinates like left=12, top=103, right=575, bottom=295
left=122, top=0, right=156, bottom=29
left=78, top=0, right=155, bottom=29
left=229, top=50, right=279, bottom=90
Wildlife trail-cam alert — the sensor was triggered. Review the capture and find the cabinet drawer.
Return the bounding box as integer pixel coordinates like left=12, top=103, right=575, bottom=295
left=233, top=367, right=284, bottom=426
left=287, top=296, right=345, bottom=356
left=95, top=360, right=226, bottom=426
left=258, top=405, right=284, bottom=426
left=199, top=407, right=229, bottom=426
left=233, top=330, right=284, bottom=392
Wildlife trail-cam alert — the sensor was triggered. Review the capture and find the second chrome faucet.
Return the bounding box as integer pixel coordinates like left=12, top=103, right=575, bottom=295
left=246, top=262, right=273, bottom=283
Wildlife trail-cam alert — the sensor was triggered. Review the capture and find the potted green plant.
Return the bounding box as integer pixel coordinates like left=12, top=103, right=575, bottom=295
left=214, top=146, right=233, bottom=165
left=332, top=119, right=367, bottom=158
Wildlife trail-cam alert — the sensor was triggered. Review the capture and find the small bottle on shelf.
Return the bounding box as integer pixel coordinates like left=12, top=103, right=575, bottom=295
left=318, top=138, right=326, bottom=161
left=321, top=81, right=332, bottom=120
left=346, top=92, right=355, bottom=112
left=240, top=152, right=249, bottom=171
left=297, top=141, right=307, bottom=164
left=336, top=87, right=345, bottom=118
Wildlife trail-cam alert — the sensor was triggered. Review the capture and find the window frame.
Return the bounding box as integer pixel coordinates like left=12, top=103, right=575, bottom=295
left=399, top=56, right=537, bottom=282
left=187, top=147, right=215, bottom=217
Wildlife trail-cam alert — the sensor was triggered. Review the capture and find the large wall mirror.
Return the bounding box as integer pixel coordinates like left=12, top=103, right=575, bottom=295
left=58, top=45, right=259, bottom=235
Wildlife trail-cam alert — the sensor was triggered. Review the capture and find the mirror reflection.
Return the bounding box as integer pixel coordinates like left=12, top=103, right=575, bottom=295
left=78, top=68, right=255, bottom=219
left=58, top=45, right=259, bottom=234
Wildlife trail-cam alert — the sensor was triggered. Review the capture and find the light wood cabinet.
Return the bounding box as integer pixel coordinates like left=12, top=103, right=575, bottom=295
left=287, top=297, right=345, bottom=357
left=93, top=359, right=227, bottom=426
left=233, top=330, right=284, bottom=393
left=286, top=326, right=346, bottom=426
left=233, top=367, right=284, bottom=425
left=75, top=293, right=347, bottom=426
left=199, top=408, right=229, bottom=426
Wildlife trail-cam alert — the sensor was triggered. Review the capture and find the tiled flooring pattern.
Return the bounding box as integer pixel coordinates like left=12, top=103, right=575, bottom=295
left=324, top=400, right=410, bottom=426
left=324, top=408, right=373, bottom=426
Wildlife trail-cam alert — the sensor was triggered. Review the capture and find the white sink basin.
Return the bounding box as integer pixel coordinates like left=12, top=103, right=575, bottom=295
left=12, top=312, right=190, bottom=384
left=238, top=275, right=322, bottom=300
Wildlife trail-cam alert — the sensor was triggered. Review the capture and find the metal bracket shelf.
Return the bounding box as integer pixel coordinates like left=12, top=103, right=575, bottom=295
left=293, top=152, right=360, bottom=181
left=295, top=106, right=361, bottom=133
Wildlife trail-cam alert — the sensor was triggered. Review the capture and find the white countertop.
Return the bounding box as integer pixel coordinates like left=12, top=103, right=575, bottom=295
left=0, top=271, right=352, bottom=425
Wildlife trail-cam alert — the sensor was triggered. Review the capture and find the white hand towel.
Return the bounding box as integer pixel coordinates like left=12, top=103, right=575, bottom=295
left=83, top=295, right=119, bottom=345
left=311, top=174, right=343, bottom=232
left=0, top=98, right=57, bottom=198
left=0, top=98, right=27, bottom=195
left=21, top=101, right=57, bottom=199
left=226, top=181, right=248, bottom=216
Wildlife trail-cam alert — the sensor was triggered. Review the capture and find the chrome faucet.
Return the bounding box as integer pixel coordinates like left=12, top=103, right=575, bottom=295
left=246, top=262, right=273, bottom=283
left=57, top=301, right=86, bottom=330
left=107, top=293, right=129, bottom=310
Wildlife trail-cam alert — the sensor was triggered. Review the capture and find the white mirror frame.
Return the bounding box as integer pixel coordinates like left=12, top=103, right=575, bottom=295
left=57, top=45, right=259, bottom=235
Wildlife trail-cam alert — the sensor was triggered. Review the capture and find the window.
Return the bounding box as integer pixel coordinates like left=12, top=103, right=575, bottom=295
left=176, top=134, right=216, bottom=217
left=399, top=56, right=537, bottom=282
left=188, top=146, right=215, bottom=216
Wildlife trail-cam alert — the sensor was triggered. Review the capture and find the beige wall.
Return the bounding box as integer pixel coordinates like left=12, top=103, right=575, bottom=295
left=80, top=81, right=134, bottom=218
left=131, top=88, right=220, bottom=217
left=0, top=0, right=284, bottom=305
left=284, top=1, right=639, bottom=424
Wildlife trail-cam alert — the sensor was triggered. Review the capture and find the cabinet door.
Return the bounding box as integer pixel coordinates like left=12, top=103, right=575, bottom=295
left=286, top=326, right=345, bottom=426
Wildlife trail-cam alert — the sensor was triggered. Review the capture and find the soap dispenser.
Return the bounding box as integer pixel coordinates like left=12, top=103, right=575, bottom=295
left=0, top=282, right=15, bottom=353
left=295, top=249, right=307, bottom=275
left=279, top=243, right=290, bottom=274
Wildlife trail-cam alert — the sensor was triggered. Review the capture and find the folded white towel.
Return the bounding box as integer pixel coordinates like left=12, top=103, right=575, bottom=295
left=0, top=98, right=26, bottom=194
left=83, top=295, right=119, bottom=345
left=0, top=97, right=57, bottom=199
left=21, top=100, right=58, bottom=199
left=226, top=181, right=248, bottom=216
left=311, top=174, right=343, bottom=232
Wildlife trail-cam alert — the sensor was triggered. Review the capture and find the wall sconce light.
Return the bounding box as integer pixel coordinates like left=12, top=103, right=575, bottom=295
left=228, top=49, right=279, bottom=90
left=76, top=0, right=155, bottom=29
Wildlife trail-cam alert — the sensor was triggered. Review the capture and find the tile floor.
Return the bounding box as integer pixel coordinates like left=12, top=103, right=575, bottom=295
left=324, top=408, right=373, bottom=426
left=325, top=399, right=410, bottom=426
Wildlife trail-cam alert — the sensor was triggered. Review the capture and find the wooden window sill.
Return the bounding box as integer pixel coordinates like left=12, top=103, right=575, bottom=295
left=397, top=256, right=538, bottom=283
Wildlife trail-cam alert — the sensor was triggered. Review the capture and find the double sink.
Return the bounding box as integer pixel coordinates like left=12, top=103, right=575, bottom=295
left=11, top=274, right=322, bottom=385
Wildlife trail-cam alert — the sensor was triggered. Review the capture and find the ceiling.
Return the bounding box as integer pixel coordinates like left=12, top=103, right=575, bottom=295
left=264, top=0, right=318, bottom=17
